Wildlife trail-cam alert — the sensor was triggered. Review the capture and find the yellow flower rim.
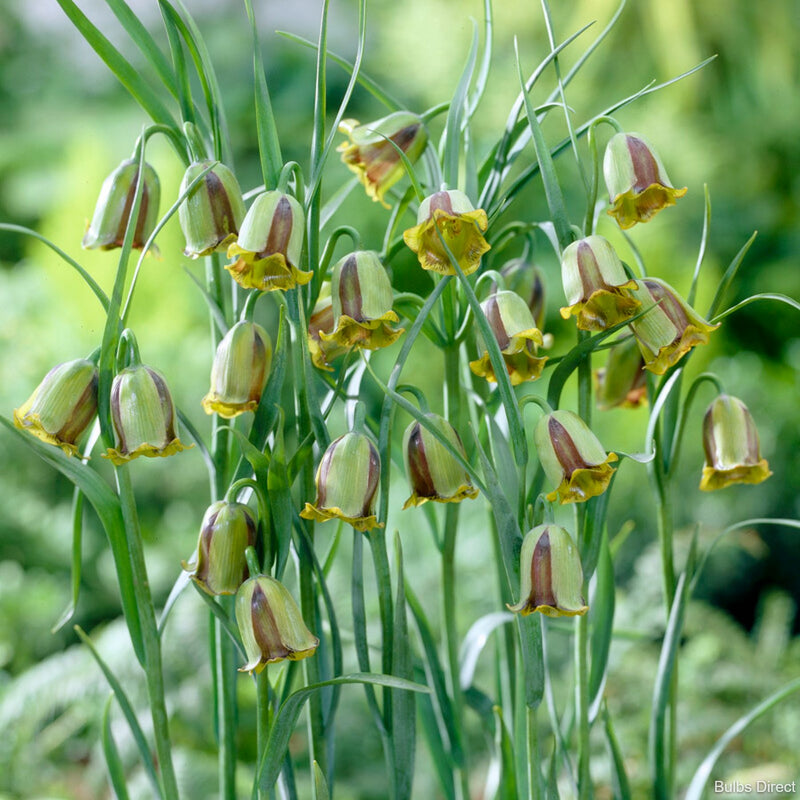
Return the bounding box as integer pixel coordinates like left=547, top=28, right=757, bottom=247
left=201, top=394, right=259, bottom=419
left=103, top=438, right=193, bottom=466
left=402, top=482, right=479, bottom=509
left=319, top=312, right=404, bottom=350
left=240, top=642, right=320, bottom=674
left=507, top=599, right=589, bottom=618
left=300, top=502, right=384, bottom=533
left=546, top=454, right=618, bottom=504
left=607, top=184, right=687, bottom=230
left=225, top=249, right=313, bottom=292
left=699, top=459, right=772, bottom=492
left=13, top=410, right=83, bottom=458
left=559, top=284, right=640, bottom=332
left=643, top=322, right=719, bottom=376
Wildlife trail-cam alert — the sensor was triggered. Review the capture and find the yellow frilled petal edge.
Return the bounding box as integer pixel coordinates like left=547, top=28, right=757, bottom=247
left=402, top=483, right=479, bottom=510
left=185, top=232, right=239, bottom=260
left=559, top=284, right=640, bottom=332
left=201, top=394, right=258, bottom=419
left=300, top=502, right=384, bottom=533
left=506, top=599, right=589, bottom=618
left=13, top=410, right=83, bottom=458
left=545, top=453, right=618, bottom=504
left=103, top=438, right=193, bottom=466
left=607, top=184, right=688, bottom=230
left=240, top=642, right=320, bottom=674
left=699, top=460, right=772, bottom=492
left=403, top=209, right=490, bottom=276
left=643, top=321, right=720, bottom=376
left=318, top=312, right=404, bottom=351
left=469, top=346, right=548, bottom=386
left=337, top=142, right=393, bottom=209
left=225, top=248, right=313, bottom=292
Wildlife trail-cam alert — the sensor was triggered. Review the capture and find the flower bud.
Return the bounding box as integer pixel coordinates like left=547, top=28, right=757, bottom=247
left=179, top=160, right=246, bottom=258
left=104, top=365, right=191, bottom=464
left=534, top=410, right=617, bottom=504
left=308, top=282, right=350, bottom=370
left=14, top=359, right=98, bottom=457
left=185, top=501, right=257, bottom=595
left=402, top=414, right=478, bottom=508
left=508, top=525, right=588, bottom=617
left=628, top=278, right=718, bottom=375
left=604, top=132, right=687, bottom=229
left=235, top=575, right=319, bottom=673
left=83, top=159, right=160, bottom=251
left=202, top=321, right=272, bottom=418
left=403, top=190, right=490, bottom=276
left=499, top=258, right=546, bottom=329
left=469, top=290, right=548, bottom=385
left=227, top=191, right=312, bottom=291
left=319, top=251, right=404, bottom=351
left=338, top=112, right=428, bottom=208
left=594, top=336, right=647, bottom=410
left=559, top=235, right=640, bottom=331
left=300, top=432, right=383, bottom=532
left=700, top=395, right=772, bottom=491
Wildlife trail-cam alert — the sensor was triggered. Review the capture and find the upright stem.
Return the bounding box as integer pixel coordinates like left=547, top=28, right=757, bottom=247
left=527, top=706, right=542, bottom=800
left=216, top=599, right=237, bottom=800
left=256, top=671, right=273, bottom=800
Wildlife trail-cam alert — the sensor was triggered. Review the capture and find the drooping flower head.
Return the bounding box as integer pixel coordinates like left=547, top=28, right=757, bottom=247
left=469, top=290, right=548, bottom=385
left=402, top=414, right=478, bottom=508
left=338, top=112, right=428, bottom=208
left=235, top=575, right=319, bottom=673
left=227, top=191, right=312, bottom=291
left=507, top=524, right=588, bottom=617
left=14, top=359, right=98, bottom=458
left=179, top=160, right=246, bottom=258
left=83, top=159, right=160, bottom=252
left=300, top=431, right=383, bottom=532
left=104, top=365, right=191, bottom=464
left=307, top=282, right=350, bottom=371
left=594, top=336, right=647, bottom=411
left=559, top=235, right=640, bottom=331
left=499, top=257, right=547, bottom=329
left=700, top=395, right=772, bottom=491
left=403, top=190, right=490, bottom=276
left=534, top=410, right=617, bottom=504
left=202, top=321, right=272, bottom=418
left=185, top=501, right=258, bottom=596
left=628, top=278, right=719, bottom=375
left=319, top=251, right=403, bottom=351
left=604, top=132, right=687, bottom=229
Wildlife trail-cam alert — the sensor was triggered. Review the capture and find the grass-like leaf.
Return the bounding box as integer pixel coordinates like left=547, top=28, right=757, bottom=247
left=588, top=533, right=615, bottom=722
left=102, top=695, right=132, bottom=800
left=458, top=611, right=514, bottom=691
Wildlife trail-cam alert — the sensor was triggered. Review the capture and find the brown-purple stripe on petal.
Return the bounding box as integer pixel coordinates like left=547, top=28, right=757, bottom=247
left=206, top=169, right=238, bottom=238
left=643, top=280, right=688, bottom=333
left=626, top=136, right=661, bottom=193
left=428, top=191, right=454, bottom=216
left=531, top=531, right=556, bottom=608
left=110, top=377, right=127, bottom=452
left=407, top=423, right=436, bottom=498
left=149, top=369, right=176, bottom=439
left=251, top=334, right=267, bottom=401
left=548, top=416, right=585, bottom=477
left=339, top=255, right=363, bottom=320
left=576, top=240, right=606, bottom=297
left=251, top=583, right=290, bottom=661
left=362, top=441, right=381, bottom=515
left=261, top=196, right=293, bottom=260
left=316, top=443, right=337, bottom=507
left=485, top=295, right=510, bottom=350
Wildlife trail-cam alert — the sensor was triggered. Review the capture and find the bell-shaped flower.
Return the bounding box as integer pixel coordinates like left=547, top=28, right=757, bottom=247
left=508, top=524, right=588, bottom=617
left=14, top=359, right=98, bottom=457
left=628, top=278, right=718, bottom=375
left=499, top=257, right=547, bottom=330
left=227, top=191, right=312, bottom=291
left=594, top=336, right=647, bottom=410
left=83, top=159, right=160, bottom=252
left=338, top=112, right=428, bottom=208
left=308, top=282, right=350, bottom=371
left=700, top=395, right=772, bottom=491
left=402, top=414, right=478, bottom=508
left=559, top=235, right=640, bottom=331
left=300, top=431, right=383, bottom=532
left=403, top=189, right=490, bottom=276
left=104, top=365, right=191, bottom=464
left=534, top=410, right=617, bottom=504
left=179, top=160, right=246, bottom=258
left=202, top=321, right=272, bottom=418
left=185, top=501, right=257, bottom=595
left=319, top=251, right=403, bottom=351
left=604, top=132, right=687, bottom=229
left=469, top=290, right=548, bottom=386
left=235, top=575, right=319, bottom=673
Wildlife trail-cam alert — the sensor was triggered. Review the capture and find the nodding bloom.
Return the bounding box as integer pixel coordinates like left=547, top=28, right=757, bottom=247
left=499, top=257, right=547, bottom=330
left=319, top=251, right=403, bottom=351
left=508, top=524, right=588, bottom=618
left=403, top=189, right=490, bottom=276
left=300, top=432, right=383, bottom=532
left=82, top=159, right=160, bottom=252
left=202, top=321, right=272, bottom=418
left=308, top=282, right=349, bottom=371
left=226, top=191, right=312, bottom=291
left=604, top=132, right=687, bottom=229
left=338, top=111, right=428, bottom=208
left=179, top=160, right=246, bottom=258
left=185, top=501, right=257, bottom=596
left=235, top=575, right=319, bottom=673
left=104, top=365, right=191, bottom=464
left=402, top=414, right=478, bottom=508
left=559, top=235, right=640, bottom=331
left=627, top=278, right=719, bottom=375
left=700, top=395, right=772, bottom=491
left=534, top=410, right=617, bottom=504
left=14, top=359, right=98, bottom=458
left=469, top=290, right=548, bottom=386
left=594, top=336, right=648, bottom=410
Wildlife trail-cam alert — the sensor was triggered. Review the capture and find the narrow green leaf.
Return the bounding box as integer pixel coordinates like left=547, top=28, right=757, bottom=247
left=313, top=761, right=329, bottom=800
left=459, top=611, right=514, bottom=691
left=493, top=706, right=519, bottom=800
left=602, top=704, right=632, bottom=800
left=249, top=303, right=288, bottom=453
left=157, top=1, right=194, bottom=124
left=52, top=486, right=85, bottom=633
left=706, top=231, right=757, bottom=318
left=267, top=408, right=293, bottom=580
left=157, top=569, right=191, bottom=635
left=687, top=185, right=711, bottom=306
left=183, top=267, right=228, bottom=337
left=712, top=292, right=800, bottom=323
left=588, top=533, right=615, bottom=721
left=102, top=695, right=132, bottom=800
left=466, top=0, right=493, bottom=120
left=192, top=583, right=245, bottom=658
left=418, top=683, right=457, bottom=800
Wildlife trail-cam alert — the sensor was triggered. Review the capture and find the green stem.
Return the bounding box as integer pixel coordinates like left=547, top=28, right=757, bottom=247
left=367, top=529, right=395, bottom=738
left=575, top=609, right=591, bottom=800
left=527, top=706, right=542, bottom=800
left=216, top=604, right=238, bottom=800
left=256, top=672, right=273, bottom=800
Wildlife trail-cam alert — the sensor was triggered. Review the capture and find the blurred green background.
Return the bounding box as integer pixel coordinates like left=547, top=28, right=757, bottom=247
left=0, top=0, right=798, bottom=797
